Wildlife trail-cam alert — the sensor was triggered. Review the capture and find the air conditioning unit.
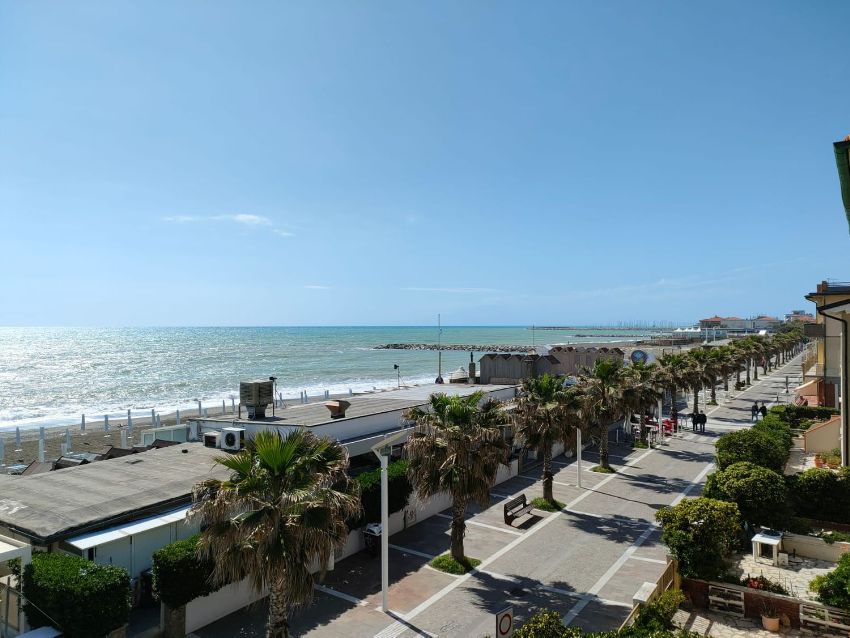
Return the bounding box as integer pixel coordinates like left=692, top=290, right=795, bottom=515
left=221, top=427, right=246, bottom=451
left=203, top=432, right=220, bottom=449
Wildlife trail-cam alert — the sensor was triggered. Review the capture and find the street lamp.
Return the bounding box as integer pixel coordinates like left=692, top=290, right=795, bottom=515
left=269, top=376, right=277, bottom=416
left=833, top=136, right=850, bottom=233
left=393, top=364, right=400, bottom=388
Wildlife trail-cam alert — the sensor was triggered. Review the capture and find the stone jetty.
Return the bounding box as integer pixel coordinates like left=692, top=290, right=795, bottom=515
left=374, top=343, right=534, bottom=353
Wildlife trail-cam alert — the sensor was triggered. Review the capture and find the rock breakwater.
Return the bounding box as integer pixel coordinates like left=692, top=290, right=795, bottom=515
left=374, top=343, right=534, bottom=353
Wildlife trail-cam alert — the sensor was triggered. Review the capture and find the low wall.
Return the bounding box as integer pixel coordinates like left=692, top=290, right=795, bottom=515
left=681, top=578, right=802, bottom=628
left=185, top=579, right=266, bottom=634
left=782, top=532, right=850, bottom=562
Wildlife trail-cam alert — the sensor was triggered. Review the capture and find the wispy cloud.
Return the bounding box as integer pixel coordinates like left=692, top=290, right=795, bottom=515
left=162, top=215, right=202, bottom=223
left=304, top=284, right=331, bottom=290
left=402, top=287, right=498, bottom=294
left=162, top=214, right=294, bottom=237
left=213, top=214, right=272, bottom=226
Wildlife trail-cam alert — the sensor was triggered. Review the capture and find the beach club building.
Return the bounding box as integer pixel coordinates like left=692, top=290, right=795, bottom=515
left=478, top=346, right=624, bottom=384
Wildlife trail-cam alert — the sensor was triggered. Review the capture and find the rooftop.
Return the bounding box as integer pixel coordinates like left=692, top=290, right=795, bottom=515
left=200, top=382, right=516, bottom=429
left=0, top=443, right=228, bottom=544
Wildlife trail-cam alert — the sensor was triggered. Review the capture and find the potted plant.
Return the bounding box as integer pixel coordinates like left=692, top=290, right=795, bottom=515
left=761, top=599, right=780, bottom=632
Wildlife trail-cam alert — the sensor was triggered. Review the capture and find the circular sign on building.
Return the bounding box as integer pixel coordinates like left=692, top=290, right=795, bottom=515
left=630, top=349, right=649, bottom=365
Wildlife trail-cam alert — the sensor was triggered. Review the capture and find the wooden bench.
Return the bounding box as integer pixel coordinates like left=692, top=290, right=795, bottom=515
left=503, top=494, right=533, bottom=525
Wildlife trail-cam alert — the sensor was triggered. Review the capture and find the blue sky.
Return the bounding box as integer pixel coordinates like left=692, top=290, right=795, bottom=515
left=1, top=1, right=848, bottom=326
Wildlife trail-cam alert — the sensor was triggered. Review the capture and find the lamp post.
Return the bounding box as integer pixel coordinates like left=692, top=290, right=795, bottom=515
left=269, top=376, right=278, bottom=416
left=393, top=364, right=400, bottom=388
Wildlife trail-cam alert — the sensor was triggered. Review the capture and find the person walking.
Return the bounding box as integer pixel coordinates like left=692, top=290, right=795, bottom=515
left=698, top=410, right=707, bottom=433
left=759, top=402, right=768, bottom=419
left=751, top=402, right=759, bottom=422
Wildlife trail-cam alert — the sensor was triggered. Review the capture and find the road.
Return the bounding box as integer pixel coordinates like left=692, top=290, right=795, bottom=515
left=194, top=355, right=802, bottom=638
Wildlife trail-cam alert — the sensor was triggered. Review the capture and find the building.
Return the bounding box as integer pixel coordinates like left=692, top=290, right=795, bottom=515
left=805, top=281, right=850, bottom=464
left=697, top=315, right=783, bottom=332
left=478, top=347, right=624, bottom=384
left=785, top=310, right=815, bottom=323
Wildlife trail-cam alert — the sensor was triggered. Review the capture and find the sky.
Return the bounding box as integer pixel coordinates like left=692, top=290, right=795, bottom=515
left=1, top=1, right=849, bottom=327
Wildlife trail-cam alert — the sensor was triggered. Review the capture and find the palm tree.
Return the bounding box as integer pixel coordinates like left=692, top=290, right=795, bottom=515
left=404, top=392, right=510, bottom=564
left=684, top=348, right=714, bottom=416
left=190, top=430, right=360, bottom=638
left=514, top=373, right=572, bottom=505
left=657, top=353, right=690, bottom=428
left=573, top=358, right=623, bottom=470
left=621, top=362, right=661, bottom=443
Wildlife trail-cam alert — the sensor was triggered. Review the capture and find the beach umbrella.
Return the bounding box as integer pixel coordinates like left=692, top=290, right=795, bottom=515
left=176, top=409, right=181, bottom=425
left=104, top=414, right=110, bottom=433
left=15, top=427, right=21, bottom=450
left=65, top=428, right=71, bottom=450
left=81, top=414, right=86, bottom=434
left=127, top=409, right=133, bottom=433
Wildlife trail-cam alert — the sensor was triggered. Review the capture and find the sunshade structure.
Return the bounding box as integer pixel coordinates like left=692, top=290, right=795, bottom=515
left=833, top=137, right=850, bottom=233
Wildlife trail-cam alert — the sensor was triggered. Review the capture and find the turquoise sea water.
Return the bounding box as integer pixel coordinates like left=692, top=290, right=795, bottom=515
left=0, top=326, right=646, bottom=430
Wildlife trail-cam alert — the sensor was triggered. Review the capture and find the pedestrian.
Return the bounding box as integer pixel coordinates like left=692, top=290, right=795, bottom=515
left=698, top=411, right=707, bottom=433
left=759, top=402, right=768, bottom=419
left=751, top=403, right=759, bottom=422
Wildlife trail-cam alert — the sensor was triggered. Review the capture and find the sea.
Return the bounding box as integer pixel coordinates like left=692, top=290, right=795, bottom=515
left=0, top=326, right=651, bottom=431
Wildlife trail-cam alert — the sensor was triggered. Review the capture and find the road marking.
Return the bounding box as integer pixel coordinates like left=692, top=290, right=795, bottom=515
left=434, top=513, right=523, bottom=536
left=315, top=584, right=369, bottom=607
left=388, top=544, right=436, bottom=560
left=628, top=555, right=667, bottom=565
left=518, top=474, right=579, bottom=488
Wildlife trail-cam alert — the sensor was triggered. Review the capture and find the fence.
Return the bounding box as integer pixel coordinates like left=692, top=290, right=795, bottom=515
left=619, top=558, right=677, bottom=629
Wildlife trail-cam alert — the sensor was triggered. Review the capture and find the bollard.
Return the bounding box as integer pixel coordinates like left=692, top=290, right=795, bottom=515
left=81, top=414, right=86, bottom=435
left=15, top=427, right=22, bottom=451
left=176, top=409, right=181, bottom=425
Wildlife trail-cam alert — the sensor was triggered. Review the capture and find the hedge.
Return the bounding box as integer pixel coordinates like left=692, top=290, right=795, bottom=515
left=787, top=466, right=850, bottom=524
left=703, top=462, right=788, bottom=528
left=770, top=404, right=839, bottom=427
left=22, top=552, right=131, bottom=638
left=811, top=552, right=850, bottom=610
left=349, top=459, right=412, bottom=529
left=152, top=535, right=222, bottom=608
left=715, top=429, right=788, bottom=473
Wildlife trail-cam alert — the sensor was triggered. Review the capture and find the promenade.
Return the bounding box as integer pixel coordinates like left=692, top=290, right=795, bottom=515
left=194, top=356, right=802, bottom=638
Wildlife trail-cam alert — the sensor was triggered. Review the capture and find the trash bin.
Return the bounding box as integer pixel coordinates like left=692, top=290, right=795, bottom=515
left=363, top=523, right=382, bottom=557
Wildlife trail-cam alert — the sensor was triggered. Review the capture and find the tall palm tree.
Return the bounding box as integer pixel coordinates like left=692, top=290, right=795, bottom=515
left=621, top=362, right=661, bottom=442
left=404, top=392, right=510, bottom=564
left=573, top=358, right=623, bottom=470
left=514, top=373, right=572, bottom=505
left=190, top=430, right=360, bottom=638
left=684, top=348, right=714, bottom=416
left=657, top=353, right=690, bottom=427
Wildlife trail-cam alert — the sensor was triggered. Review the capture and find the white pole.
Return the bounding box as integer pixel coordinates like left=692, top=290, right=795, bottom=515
left=127, top=409, right=133, bottom=433
left=197, top=400, right=202, bottom=416
left=380, top=451, right=389, bottom=612
left=15, top=427, right=22, bottom=450
left=81, top=414, right=86, bottom=435
left=222, top=399, right=226, bottom=414
left=65, top=428, right=71, bottom=450
left=0, top=437, right=5, bottom=469
left=120, top=429, right=128, bottom=448
left=151, top=408, right=156, bottom=423
left=176, top=409, right=181, bottom=425
left=156, top=414, right=162, bottom=427
left=231, top=398, right=236, bottom=413
left=658, top=398, right=664, bottom=441
left=38, top=431, right=45, bottom=464
left=576, top=428, right=582, bottom=488
left=104, top=414, right=110, bottom=434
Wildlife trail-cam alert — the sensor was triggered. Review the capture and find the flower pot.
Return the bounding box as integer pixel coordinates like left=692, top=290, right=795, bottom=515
left=761, top=615, right=780, bottom=632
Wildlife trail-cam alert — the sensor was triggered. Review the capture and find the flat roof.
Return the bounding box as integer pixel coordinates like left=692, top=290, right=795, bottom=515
left=200, top=382, right=516, bottom=429
left=0, top=443, right=228, bottom=544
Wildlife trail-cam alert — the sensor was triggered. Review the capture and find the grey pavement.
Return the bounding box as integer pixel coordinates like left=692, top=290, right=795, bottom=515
left=194, top=355, right=803, bottom=638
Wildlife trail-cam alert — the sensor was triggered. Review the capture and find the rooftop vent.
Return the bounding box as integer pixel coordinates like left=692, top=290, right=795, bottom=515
left=324, top=400, right=351, bottom=419
left=240, top=380, right=274, bottom=420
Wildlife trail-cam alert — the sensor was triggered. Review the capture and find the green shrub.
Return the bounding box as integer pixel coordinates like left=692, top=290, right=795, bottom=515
left=531, top=497, right=565, bottom=512
left=715, top=429, right=787, bottom=473
left=632, top=589, right=686, bottom=632
left=152, top=535, right=221, bottom=608
left=752, top=414, right=793, bottom=453
left=788, top=467, right=850, bottom=524
left=703, top=462, right=788, bottom=528
left=22, top=552, right=130, bottom=638
left=514, top=609, right=577, bottom=637
left=772, top=404, right=839, bottom=427
left=429, top=554, right=480, bottom=574
left=656, top=498, right=741, bottom=579
left=350, top=459, right=412, bottom=528
left=810, top=552, right=850, bottom=610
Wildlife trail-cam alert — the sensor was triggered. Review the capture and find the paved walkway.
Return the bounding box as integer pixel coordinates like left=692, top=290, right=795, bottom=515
left=672, top=609, right=806, bottom=637
left=195, top=356, right=803, bottom=638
